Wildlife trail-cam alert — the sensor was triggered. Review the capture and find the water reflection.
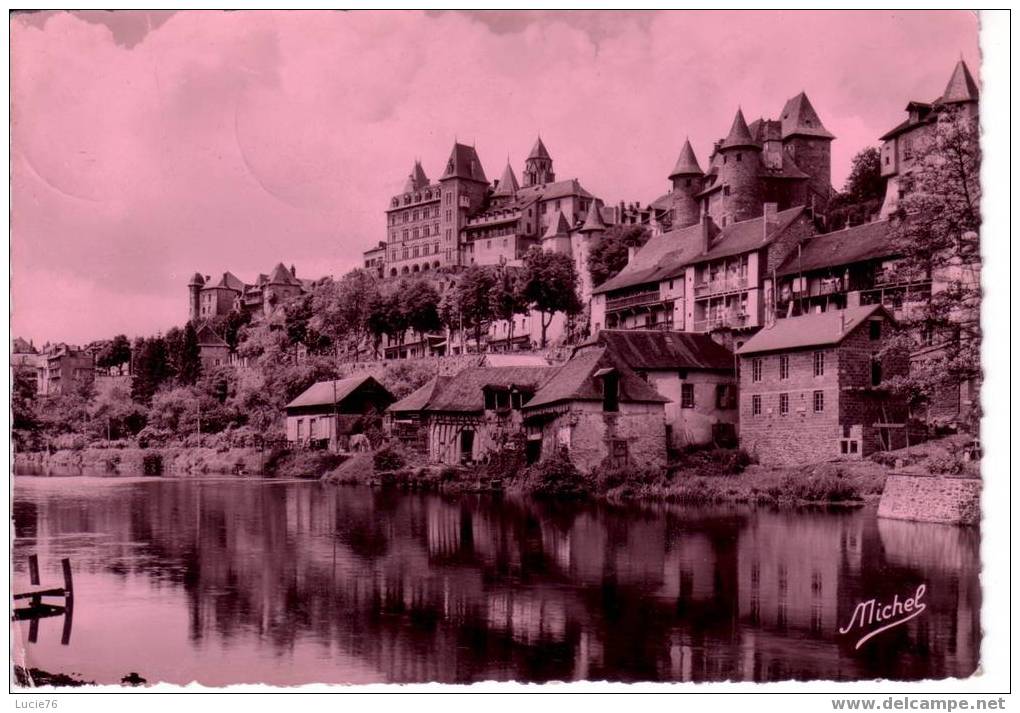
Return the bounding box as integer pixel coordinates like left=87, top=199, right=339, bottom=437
left=11, top=478, right=980, bottom=685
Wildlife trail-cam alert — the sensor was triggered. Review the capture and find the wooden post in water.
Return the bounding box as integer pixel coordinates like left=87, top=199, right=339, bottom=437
left=28, top=554, right=39, bottom=587
left=61, top=558, right=74, bottom=603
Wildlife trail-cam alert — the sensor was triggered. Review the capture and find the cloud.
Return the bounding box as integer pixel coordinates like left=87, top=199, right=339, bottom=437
left=10, top=10, right=980, bottom=344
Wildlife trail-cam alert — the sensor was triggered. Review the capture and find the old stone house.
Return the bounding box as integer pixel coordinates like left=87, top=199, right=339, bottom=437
left=386, top=366, right=558, bottom=465
left=284, top=375, right=395, bottom=450
left=736, top=305, right=908, bottom=465
left=196, top=324, right=231, bottom=370
left=521, top=347, right=668, bottom=473
left=574, top=329, right=738, bottom=449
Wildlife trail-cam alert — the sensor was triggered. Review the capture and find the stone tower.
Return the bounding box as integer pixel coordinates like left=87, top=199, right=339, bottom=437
left=780, top=92, right=835, bottom=213
left=717, top=109, right=763, bottom=224
left=188, top=272, right=205, bottom=322
left=668, top=138, right=705, bottom=229
left=439, top=142, right=490, bottom=266
left=523, top=137, right=555, bottom=187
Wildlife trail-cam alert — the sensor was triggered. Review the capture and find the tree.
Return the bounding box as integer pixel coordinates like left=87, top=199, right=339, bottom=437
left=884, top=107, right=981, bottom=427
left=828, top=146, right=885, bottom=229
left=95, top=334, right=132, bottom=371
left=131, top=336, right=171, bottom=404
left=401, top=278, right=442, bottom=340
left=178, top=322, right=202, bottom=385
left=521, top=247, right=583, bottom=347
left=311, top=269, right=381, bottom=359
left=88, top=382, right=147, bottom=440
left=223, top=310, right=252, bottom=352
left=455, top=266, right=497, bottom=352
left=587, top=224, right=650, bottom=287
left=489, top=268, right=528, bottom=348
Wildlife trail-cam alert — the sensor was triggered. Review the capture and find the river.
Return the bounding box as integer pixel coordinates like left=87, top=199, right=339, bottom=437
left=11, top=475, right=980, bottom=686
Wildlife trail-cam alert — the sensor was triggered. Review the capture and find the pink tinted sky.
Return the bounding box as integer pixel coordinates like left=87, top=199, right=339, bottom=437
left=11, top=10, right=980, bottom=345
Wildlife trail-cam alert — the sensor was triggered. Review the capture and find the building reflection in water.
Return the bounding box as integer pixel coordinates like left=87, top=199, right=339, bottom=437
left=11, top=479, right=981, bottom=685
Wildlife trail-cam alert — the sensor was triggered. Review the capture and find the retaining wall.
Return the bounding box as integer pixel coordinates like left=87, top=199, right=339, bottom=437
left=877, top=474, right=981, bottom=526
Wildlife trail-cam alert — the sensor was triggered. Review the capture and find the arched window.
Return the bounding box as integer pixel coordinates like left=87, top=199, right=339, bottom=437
left=401, top=266, right=409, bottom=275
left=390, top=268, right=397, bottom=277
left=433, top=261, right=440, bottom=269
left=422, top=263, right=430, bottom=271
left=412, top=264, right=420, bottom=273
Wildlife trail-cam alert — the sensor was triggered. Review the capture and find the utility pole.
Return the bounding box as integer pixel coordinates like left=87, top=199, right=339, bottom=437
left=332, top=378, right=339, bottom=453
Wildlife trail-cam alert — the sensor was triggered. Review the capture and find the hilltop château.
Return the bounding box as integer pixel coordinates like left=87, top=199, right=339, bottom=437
left=187, top=263, right=315, bottom=321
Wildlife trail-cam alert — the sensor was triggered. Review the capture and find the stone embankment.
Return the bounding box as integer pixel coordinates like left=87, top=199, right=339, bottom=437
left=15, top=447, right=265, bottom=477
left=877, top=474, right=981, bottom=526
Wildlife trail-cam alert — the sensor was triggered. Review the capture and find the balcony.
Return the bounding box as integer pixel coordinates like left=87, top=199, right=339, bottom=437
left=606, top=289, right=662, bottom=312
left=694, top=275, right=749, bottom=298
left=693, top=313, right=749, bottom=331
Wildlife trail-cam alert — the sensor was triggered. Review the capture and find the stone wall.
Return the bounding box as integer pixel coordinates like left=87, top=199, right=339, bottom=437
left=878, top=475, right=981, bottom=526
left=15, top=447, right=265, bottom=477
left=537, top=401, right=667, bottom=473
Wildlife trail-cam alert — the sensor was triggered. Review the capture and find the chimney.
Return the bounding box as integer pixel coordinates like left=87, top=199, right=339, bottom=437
left=763, top=202, right=779, bottom=241
left=846, top=291, right=861, bottom=308
left=290, top=264, right=297, bottom=277
left=700, top=214, right=712, bottom=254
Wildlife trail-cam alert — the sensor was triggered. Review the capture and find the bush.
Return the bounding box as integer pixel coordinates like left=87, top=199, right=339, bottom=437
left=323, top=454, right=369, bottom=484
left=373, top=441, right=407, bottom=472
left=517, top=446, right=589, bottom=498
left=673, top=446, right=753, bottom=477
left=781, top=466, right=861, bottom=502
left=268, top=450, right=344, bottom=479
left=927, top=452, right=966, bottom=475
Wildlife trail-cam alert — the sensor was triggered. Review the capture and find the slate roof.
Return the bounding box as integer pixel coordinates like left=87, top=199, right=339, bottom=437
left=513, top=178, right=593, bottom=202
left=720, top=109, right=759, bottom=150
left=269, top=263, right=301, bottom=285
left=285, top=375, right=393, bottom=410
left=440, top=143, right=488, bottom=183
left=493, top=162, right=520, bottom=197
left=941, top=59, right=980, bottom=104
left=543, top=211, right=572, bottom=238
left=736, top=305, right=891, bottom=355
left=777, top=220, right=896, bottom=276
left=687, top=206, right=806, bottom=265
left=582, top=330, right=735, bottom=371
left=779, top=92, right=835, bottom=140
left=205, top=271, right=246, bottom=292
left=196, top=324, right=228, bottom=347
left=403, top=161, right=430, bottom=193
left=524, top=347, right=668, bottom=410
left=579, top=200, right=607, bottom=232
left=403, top=366, right=559, bottom=414
left=528, top=137, right=551, bottom=160
left=388, top=375, right=452, bottom=413
left=189, top=272, right=206, bottom=286
left=669, top=139, right=704, bottom=178
left=592, top=219, right=712, bottom=295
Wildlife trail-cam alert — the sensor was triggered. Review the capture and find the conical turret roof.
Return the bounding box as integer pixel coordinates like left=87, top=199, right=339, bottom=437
left=528, top=137, right=551, bottom=161
left=189, top=272, right=206, bottom=286
left=402, top=161, right=429, bottom=193
left=780, top=92, right=835, bottom=140
left=579, top=201, right=607, bottom=233
left=492, top=162, right=520, bottom=197
left=668, top=138, right=704, bottom=178
left=542, top=211, right=571, bottom=239
left=720, top=109, right=759, bottom=150
left=440, top=143, right=488, bottom=183
left=941, top=59, right=980, bottom=104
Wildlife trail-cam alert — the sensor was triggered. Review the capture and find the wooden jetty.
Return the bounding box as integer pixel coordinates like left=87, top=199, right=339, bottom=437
left=12, top=555, right=74, bottom=645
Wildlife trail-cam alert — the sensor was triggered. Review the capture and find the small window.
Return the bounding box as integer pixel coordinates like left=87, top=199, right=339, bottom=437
left=716, top=384, right=736, bottom=409
left=813, top=390, right=824, bottom=412
left=681, top=383, right=695, bottom=409
left=869, top=320, right=882, bottom=341
left=752, top=394, right=762, bottom=416
left=602, top=373, right=619, bottom=413
left=752, top=358, right=762, bottom=383
left=813, top=351, right=825, bottom=377
left=871, top=358, right=883, bottom=387
left=779, top=393, right=789, bottom=415
left=779, top=355, right=789, bottom=380
left=736, top=153, right=742, bottom=162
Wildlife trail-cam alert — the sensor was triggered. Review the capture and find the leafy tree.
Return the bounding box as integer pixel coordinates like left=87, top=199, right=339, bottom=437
left=95, top=334, right=132, bottom=371
left=455, top=266, right=497, bottom=352
left=12, top=369, right=38, bottom=432
left=223, top=310, right=252, bottom=352
left=522, top=247, right=583, bottom=347
left=489, top=267, right=528, bottom=348
left=828, top=146, right=885, bottom=229
left=400, top=278, right=442, bottom=339
left=131, top=336, right=171, bottom=404
left=883, top=108, right=981, bottom=428
left=178, top=322, right=202, bottom=385
left=311, top=269, right=381, bottom=359
left=88, top=382, right=147, bottom=440
left=587, top=224, right=650, bottom=287
left=164, top=327, right=184, bottom=380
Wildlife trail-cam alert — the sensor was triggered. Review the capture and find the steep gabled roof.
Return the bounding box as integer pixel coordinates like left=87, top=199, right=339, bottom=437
left=777, top=220, right=897, bottom=276
left=421, top=366, right=559, bottom=413
left=581, top=330, right=735, bottom=371
left=285, top=375, right=394, bottom=410
left=687, top=206, right=807, bottom=265
left=440, top=143, right=488, bottom=183
left=542, top=210, right=572, bottom=239
left=196, top=324, right=229, bottom=347
left=387, top=375, right=452, bottom=414
left=780, top=92, right=835, bottom=140
left=736, top=305, right=892, bottom=355
left=492, top=162, right=520, bottom=198
left=212, top=271, right=246, bottom=292
left=513, top=178, right=593, bottom=202
left=269, top=263, right=300, bottom=285
left=720, top=109, right=759, bottom=150
left=528, top=137, right=551, bottom=161
left=941, top=59, right=980, bottom=104
left=592, top=218, right=712, bottom=295
left=524, top=347, right=667, bottom=410
left=402, top=161, right=430, bottom=193
left=669, top=139, right=704, bottom=178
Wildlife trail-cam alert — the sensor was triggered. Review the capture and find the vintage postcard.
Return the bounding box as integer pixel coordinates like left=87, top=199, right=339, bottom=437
left=7, top=8, right=1009, bottom=702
